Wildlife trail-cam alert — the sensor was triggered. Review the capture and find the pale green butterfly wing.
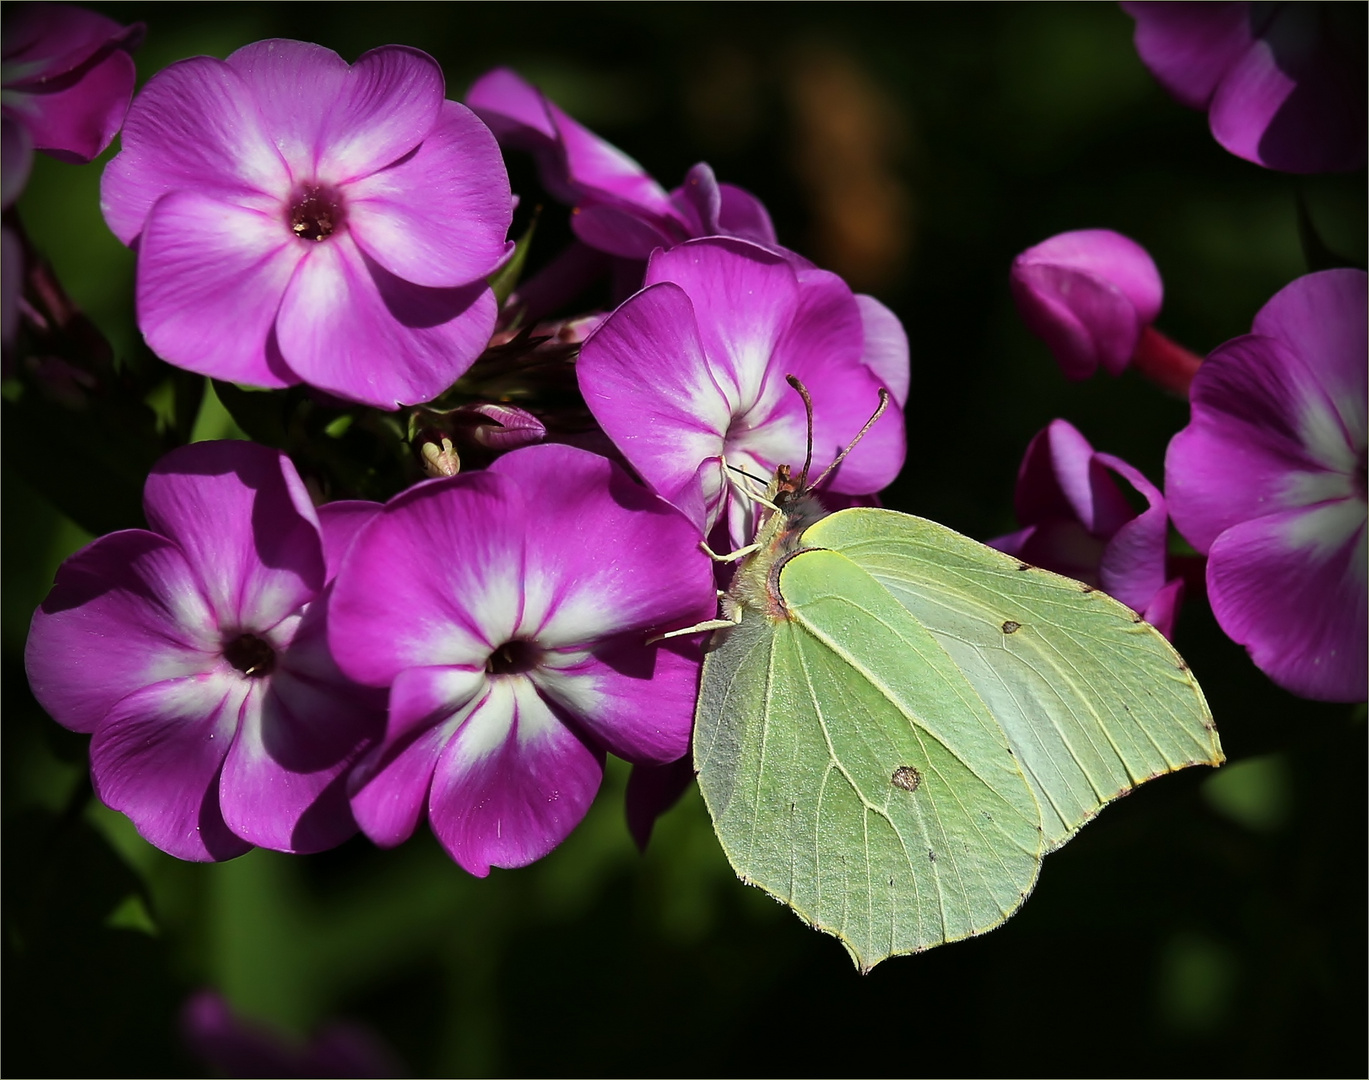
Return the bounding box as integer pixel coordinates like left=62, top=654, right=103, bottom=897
left=803, top=508, right=1224, bottom=851
left=695, top=545, right=1044, bottom=973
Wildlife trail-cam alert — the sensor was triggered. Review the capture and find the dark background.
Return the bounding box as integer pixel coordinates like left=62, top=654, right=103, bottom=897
left=5, top=3, right=1365, bottom=1076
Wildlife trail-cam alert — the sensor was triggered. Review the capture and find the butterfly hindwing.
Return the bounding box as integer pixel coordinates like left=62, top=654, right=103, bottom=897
left=695, top=543, right=1044, bottom=972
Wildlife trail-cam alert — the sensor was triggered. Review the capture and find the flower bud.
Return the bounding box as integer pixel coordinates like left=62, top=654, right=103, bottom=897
left=1010, top=229, right=1163, bottom=380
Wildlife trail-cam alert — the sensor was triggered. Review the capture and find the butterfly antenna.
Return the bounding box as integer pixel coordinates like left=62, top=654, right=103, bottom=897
left=784, top=374, right=816, bottom=490
left=724, top=460, right=781, bottom=511
left=724, top=461, right=770, bottom=489
left=809, top=388, right=891, bottom=493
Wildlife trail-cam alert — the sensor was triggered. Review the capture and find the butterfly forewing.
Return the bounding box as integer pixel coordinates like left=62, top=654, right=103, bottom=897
left=803, top=508, right=1223, bottom=851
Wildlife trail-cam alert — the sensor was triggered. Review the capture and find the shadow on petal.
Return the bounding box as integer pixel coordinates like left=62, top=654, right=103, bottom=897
left=365, top=246, right=491, bottom=331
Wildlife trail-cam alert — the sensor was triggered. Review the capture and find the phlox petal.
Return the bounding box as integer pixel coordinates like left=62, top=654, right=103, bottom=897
left=991, top=419, right=1181, bottom=637
left=625, top=755, right=695, bottom=851
left=347, top=100, right=514, bottom=288
left=1141, top=577, right=1185, bottom=642
left=556, top=103, right=671, bottom=212
left=275, top=234, right=495, bottom=407
left=717, top=183, right=780, bottom=248
left=1206, top=506, right=1367, bottom=702
left=674, top=163, right=723, bottom=235
left=90, top=675, right=251, bottom=862
left=428, top=678, right=604, bottom=877
left=223, top=41, right=440, bottom=184
left=1012, top=265, right=1141, bottom=380
left=100, top=56, right=287, bottom=244
left=25, top=530, right=219, bottom=734
left=993, top=519, right=1105, bottom=588
left=1166, top=333, right=1346, bottom=553
left=488, top=444, right=716, bottom=646
left=777, top=271, right=904, bottom=495
left=143, top=441, right=325, bottom=633
left=466, top=67, right=557, bottom=143
left=1122, top=1, right=1253, bottom=108
left=328, top=473, right=526, bottom=685
left=348, top=666, right=485, bottom=848
left=3, top=3, right=134, bottom=81
left=855, top=294, right=911, bottom=407
left=219, top=672, right=372, bottom=853
left=1208, top=5, right=1367, bottom=174
left=11, top=43, right=135, bottom=163
left=220, top=40, right=348, bottom=177
left=571, top=201, right=680, bottom=260
left=643, top=240, right=800, bottom=415
left=1251, top=268, right=1367, bottom=442
left=1094, top=453, right=1172, bottom=615
left=534, top=636, right=701, bottom=765
left=467, top=66, right=669, bottom=213
left=578, top=282, right=733, bottom=530
left=135, top=191, right=300, bottom=388
left=1014, top=420, right=1136, bottom=539
left=316, top=501, right=385, bottom=580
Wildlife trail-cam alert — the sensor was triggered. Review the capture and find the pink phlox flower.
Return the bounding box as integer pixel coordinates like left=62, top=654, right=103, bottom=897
left=577, top=237, right=909, bottom=549
left=1123, top=2, right=1366, bottom=173
left=100, top=39, right=514, bottom=409
left=25, top=440, right=386, bottom=861
left=326, top=443, right=717, bottom=876
left=1165, top=268, right=1367, bottom=701
left=466, top=67, right=777, bottom=260
left=1, top=2, right=142, bottom=206
left=1010, top=229, right=1164, bottom=381
left=989, top=419, right=1185, bottom=639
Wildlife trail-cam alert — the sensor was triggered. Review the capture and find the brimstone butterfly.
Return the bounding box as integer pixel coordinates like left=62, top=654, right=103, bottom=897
left=689, top=383, right=1223, bottom=972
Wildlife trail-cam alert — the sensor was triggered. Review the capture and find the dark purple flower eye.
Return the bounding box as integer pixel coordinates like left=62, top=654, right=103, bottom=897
left=223, top=632, right=277, bottom=678
left=287, top=181, right=346, bottom=242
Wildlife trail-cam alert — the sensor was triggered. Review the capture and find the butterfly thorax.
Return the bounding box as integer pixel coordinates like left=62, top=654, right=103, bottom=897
left=725, top=466, right=830, bottom=620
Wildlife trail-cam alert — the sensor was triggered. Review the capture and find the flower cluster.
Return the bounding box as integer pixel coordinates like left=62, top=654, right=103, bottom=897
left=1002, top=15, right=1367, bottom=702
left=22, top=25, right=910, bottom=868
left=18, top=5, right=1362, bottom=889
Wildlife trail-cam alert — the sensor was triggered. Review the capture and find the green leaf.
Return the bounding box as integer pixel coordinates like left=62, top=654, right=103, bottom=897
left=488, top=214, right=539, bottom=310
left=210, top=379, right=290, bottom=447
left=695, top=498, right=1222, bottom=972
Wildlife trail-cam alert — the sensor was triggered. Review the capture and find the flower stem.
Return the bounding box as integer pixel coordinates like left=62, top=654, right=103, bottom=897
left=1132, top=325, right=1203, bottom=398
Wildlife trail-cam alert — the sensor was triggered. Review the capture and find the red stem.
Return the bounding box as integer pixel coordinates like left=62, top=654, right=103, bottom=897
left=1131, top=324, right=1204, bottom=398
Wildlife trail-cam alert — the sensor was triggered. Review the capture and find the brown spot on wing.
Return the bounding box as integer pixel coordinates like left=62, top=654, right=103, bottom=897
left=892, top=765, right=922, bottom=792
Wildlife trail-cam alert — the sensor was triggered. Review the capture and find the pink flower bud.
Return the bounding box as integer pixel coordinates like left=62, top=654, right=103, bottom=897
left=1010, top=229, right=1163, bottom=381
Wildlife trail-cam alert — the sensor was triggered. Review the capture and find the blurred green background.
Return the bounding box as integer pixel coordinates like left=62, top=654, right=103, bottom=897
left=4, top=3, right=1365, bottom=1076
